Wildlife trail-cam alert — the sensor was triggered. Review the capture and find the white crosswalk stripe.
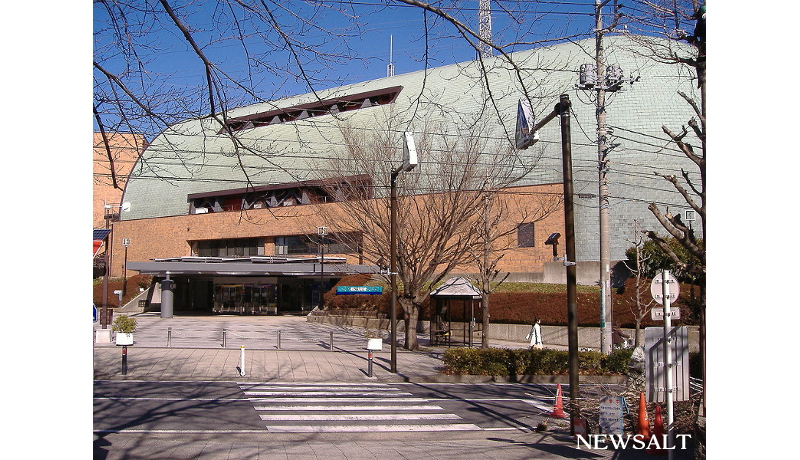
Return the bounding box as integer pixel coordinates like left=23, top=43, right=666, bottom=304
left=238, top=382, right=482, bottom=433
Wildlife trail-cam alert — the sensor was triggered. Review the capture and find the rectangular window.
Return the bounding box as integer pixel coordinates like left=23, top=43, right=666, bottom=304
left=196, top=238, right=261, bottom=257
left=275, top=233, right=362, bottom=256
left=517, top=222, right=535, bottom=248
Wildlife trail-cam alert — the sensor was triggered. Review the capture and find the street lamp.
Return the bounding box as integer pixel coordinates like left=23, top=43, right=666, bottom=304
left=516, top=94, right=582, bottom=434
left=100, top=202, right=130, bottom=335
left=389, top=132, right=418, bottom=373
left=121, top=238, right=131, bottom=298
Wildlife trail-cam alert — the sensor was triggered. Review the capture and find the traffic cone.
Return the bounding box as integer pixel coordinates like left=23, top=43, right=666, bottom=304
left=549, top=383, right=567, bottom=418
left=637, top=392, right=651, bottom=439
left=647, top=405, right=667, bottom=455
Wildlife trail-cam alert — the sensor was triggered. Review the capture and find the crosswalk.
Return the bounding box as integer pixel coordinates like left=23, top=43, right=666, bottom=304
left=238, top=382, right=482, bottom=433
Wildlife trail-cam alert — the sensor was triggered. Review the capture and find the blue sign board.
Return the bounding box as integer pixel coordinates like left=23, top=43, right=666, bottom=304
left=336, top=286, right=383, bottom=295
left=93, top=303, right=98, bottom=322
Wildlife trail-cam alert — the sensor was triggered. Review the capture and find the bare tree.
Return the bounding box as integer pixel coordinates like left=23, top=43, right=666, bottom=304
left=314, top=112, right=546, bottom=350
left=621, top=220, right=658, bottom=346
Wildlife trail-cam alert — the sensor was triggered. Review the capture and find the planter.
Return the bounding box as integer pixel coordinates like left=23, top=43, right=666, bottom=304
left=116, top=332, right=134, bottom=346
left=366, top=338, right=383, bottom=351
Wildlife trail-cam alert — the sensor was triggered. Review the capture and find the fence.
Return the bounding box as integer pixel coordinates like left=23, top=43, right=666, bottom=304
left=112, top=319, right=387, bottom=352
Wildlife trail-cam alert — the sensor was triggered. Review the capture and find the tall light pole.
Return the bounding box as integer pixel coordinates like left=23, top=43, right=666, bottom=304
left=516, top=94, right=580, bottom=433
left=100, top=201, right=130, bottom=332
left=121, top=238, right=131, bottom=298
left=389, top=132, right=418, bottom=373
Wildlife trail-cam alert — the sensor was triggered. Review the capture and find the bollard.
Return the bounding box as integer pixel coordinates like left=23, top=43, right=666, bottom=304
left=121, top=345, right=128, bottom=375
left=330, top=331, right=334, bottom=351
left=368, top=350, right=373, bottom=377
left=239, top=345, right=246, bottom=377
left=277, top=330, right=282, bottom=350
left=167, top=327, right=172, bottom=347
left=222, top=329, right=227, bottom=348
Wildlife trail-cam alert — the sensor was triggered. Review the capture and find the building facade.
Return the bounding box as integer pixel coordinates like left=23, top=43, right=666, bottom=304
left=111, top=36, right=699, bottom=314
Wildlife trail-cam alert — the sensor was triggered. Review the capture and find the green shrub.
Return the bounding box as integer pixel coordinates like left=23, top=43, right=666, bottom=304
left=578, top=351, right=604, bottom=374
left=603, top=348, right=634, bottom=374
left=111, top=314, right=137, bottom=333
left=524, top=348, right=569, bottom=375
left=442, top=347, right=636, bottom=376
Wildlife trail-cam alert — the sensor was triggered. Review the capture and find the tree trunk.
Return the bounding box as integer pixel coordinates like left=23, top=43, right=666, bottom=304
left=400, top=298, right=420, bottom=351
left=481, top=295, right=490, bottom=348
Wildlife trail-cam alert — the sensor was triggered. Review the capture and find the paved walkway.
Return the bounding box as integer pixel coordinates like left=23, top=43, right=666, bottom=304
left=93, top=312, right=525, bottom=382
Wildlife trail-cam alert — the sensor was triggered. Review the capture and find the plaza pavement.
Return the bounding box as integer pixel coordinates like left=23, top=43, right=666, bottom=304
left=93, top=312, right=529, bottom=382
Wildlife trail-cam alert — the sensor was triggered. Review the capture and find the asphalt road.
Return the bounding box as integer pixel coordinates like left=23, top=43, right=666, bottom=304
left=93, top=380, right=654, bottom=459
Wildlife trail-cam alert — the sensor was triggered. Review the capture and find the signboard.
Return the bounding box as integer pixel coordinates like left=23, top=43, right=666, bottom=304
left=336, top=286, right=383, bottom=295
left=93, top=303, right=98, bottom=323
left=644, top=326, right=690, bottom=402
left=650, top=271, right=680, bottom=305
left=651, top=306, right=681, bottom=321
left=598, top=396, right=627, bottom=436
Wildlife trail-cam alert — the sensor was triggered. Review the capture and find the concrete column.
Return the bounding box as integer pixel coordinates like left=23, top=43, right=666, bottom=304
left=161, top=275, right=174, bottom=318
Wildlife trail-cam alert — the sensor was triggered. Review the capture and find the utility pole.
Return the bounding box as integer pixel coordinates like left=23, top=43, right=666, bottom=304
left=596, top=0, right=613, bottom=355
left=579, top=1, right=629, bottom=354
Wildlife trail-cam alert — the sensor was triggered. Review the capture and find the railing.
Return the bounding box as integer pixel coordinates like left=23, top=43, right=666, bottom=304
left=128, top=323, right=383, bottom=352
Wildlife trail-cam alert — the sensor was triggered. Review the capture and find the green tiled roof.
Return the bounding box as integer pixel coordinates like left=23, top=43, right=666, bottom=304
left=122, top=35, right=700, bottom=261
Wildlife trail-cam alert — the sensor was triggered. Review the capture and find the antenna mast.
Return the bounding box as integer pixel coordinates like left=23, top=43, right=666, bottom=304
left=478, top=0, right=493, bottom=58
left=387, top=35, right=395, bottom=77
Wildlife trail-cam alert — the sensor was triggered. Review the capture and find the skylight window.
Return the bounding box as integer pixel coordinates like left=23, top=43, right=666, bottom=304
left=221, top=86, right=403, bottom=133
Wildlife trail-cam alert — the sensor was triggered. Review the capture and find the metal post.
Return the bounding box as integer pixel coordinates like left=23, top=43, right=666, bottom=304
left=167, top=327, right=172, bottom=347
left=239, top=345, right=246, bottom=377
left=222, top=329, right=227, bottom=348
left=368, top=350, right=374, bottom=377
left=558, top=94, right=581, bottom=431
left=121, top=345, right=128, bottom=375
left=662, top=270, right=675, bottom=458
left=390, top=170, right=399, bottom=373
left=330, top=331, right=334, bottom=351
left=277, top=330, right=282, bottom=349
left=101, top=211, right=112, bottom=330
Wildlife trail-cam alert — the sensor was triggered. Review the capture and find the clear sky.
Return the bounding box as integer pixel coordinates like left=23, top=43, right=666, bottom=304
left=93, top=0, right=599, bottom=121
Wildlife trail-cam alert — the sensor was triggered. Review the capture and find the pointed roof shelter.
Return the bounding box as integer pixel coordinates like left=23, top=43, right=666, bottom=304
left=430, top=277, right=482, bottom=347
left=430, top=277, right=482, bottom=299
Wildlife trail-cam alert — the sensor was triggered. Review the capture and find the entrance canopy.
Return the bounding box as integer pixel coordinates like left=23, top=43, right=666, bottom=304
left=127, top=256, right=378, bottom=278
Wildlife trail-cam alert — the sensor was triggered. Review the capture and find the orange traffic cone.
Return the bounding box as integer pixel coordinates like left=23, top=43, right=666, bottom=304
left=637, top=392, right=651, bottom=440
left=647, top=405, right=667, bottom=455
left=549, top=383, right=567, bottom=418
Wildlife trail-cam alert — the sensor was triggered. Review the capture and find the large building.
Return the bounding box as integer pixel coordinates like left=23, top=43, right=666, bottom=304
left=113, top=36, right=699, bottom=314
left=93, top=132, right=146, bottom=277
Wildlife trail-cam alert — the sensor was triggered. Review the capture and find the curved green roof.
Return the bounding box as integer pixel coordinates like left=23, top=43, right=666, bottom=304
left=122, top=35, right=699, bottom=261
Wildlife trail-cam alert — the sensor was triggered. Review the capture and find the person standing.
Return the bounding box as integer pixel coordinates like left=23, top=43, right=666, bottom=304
left=526, top=318, right=543, bottom=349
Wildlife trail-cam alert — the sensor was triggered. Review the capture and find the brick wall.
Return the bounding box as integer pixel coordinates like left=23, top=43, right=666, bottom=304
left=110, top=183, right=565, bottom=279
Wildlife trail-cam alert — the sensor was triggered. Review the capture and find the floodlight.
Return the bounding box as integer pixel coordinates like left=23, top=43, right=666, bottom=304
left=402, top=132, right=418, bottom=172
left=515, top=98, right=539, bottom=149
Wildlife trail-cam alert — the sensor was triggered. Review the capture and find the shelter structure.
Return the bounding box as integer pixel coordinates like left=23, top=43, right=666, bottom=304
left=430, top=277, right=482, bottom=347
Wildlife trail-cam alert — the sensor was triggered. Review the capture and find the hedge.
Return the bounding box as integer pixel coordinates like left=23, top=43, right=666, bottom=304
left=442, top=347, right=703, bottom=378
left=442, top=347, right=635, bottom=377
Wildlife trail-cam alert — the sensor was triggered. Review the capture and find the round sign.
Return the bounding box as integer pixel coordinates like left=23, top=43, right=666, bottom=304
left=650, top=271, right=680, bottom=305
